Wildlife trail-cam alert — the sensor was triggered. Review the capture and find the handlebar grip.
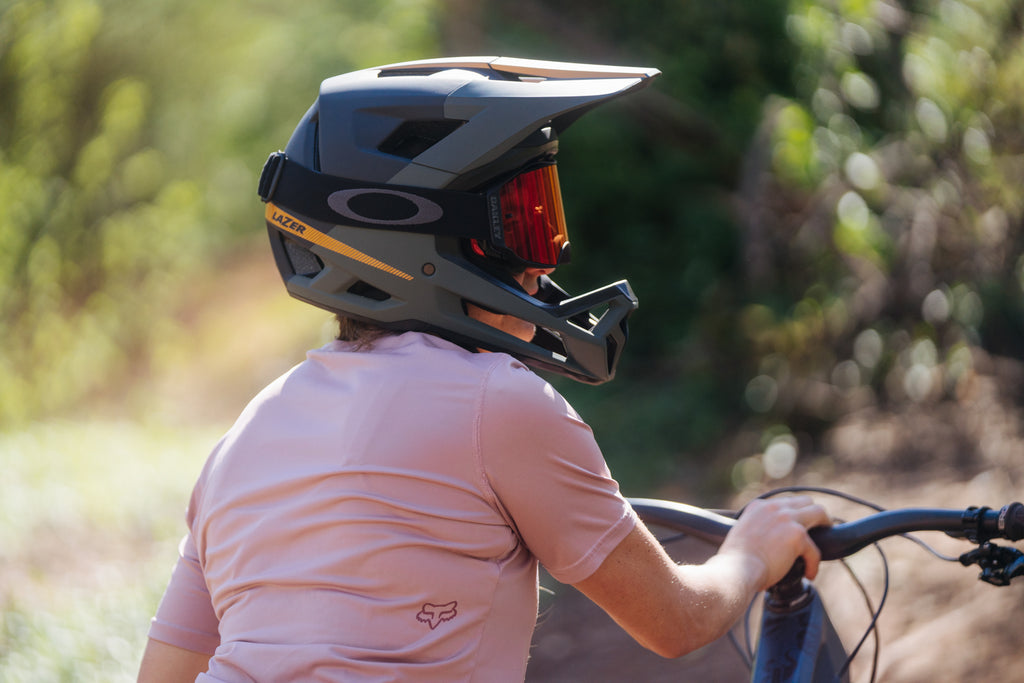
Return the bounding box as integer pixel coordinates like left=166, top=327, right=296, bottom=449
left=998, top=503, right=1024, bottom=541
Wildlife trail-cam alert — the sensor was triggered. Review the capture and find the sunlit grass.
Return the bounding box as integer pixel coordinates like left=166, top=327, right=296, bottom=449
left=0, top=419, right=221, bottom=681
left=2, top=568, right=166, bottom=683
left=0, top=419, right=217, bottom=552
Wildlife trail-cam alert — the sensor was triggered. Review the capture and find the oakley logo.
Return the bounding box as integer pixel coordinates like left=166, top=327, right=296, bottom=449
left=328, top=189, right=443, bottom=226
left=487, top=194, right=503, bottom=242
left=416, top=601, right=458, bottom=630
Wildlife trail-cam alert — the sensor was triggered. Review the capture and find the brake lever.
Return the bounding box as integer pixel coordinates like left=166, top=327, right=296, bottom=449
left=959, top=543, right=1024, bottom=586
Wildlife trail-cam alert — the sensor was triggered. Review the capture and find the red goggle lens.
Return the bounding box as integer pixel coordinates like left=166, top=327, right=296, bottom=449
left=497, top=164, right=568, bottom=268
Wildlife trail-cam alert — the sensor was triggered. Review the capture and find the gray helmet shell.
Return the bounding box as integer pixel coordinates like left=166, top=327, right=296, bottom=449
left=261, top=56, right=660, bottom=384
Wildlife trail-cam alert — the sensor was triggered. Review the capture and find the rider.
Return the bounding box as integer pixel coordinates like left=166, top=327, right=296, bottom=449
left=138, top=57, right=829, bottom=682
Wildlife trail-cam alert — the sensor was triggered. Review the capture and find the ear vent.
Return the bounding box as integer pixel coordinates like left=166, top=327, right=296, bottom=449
left=378, top=120, right=465, bottom=159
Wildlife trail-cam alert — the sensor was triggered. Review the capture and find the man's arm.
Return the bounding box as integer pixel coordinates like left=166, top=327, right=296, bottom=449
left=137, top=638, right=212, bottom=683
left=573, top=495, right=829, bottom=658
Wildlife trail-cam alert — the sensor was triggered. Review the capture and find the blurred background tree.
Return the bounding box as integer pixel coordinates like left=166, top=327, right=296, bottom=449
left=722, top=0, right=1024, bottom=486
left=0, top=0, right=440, bottom=424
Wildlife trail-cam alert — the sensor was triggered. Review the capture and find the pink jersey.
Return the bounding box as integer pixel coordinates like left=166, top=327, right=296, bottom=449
left=149, top=332, right=636, bottom=681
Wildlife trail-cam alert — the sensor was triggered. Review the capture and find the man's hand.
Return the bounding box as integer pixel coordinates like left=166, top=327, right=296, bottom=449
left=718, top=495, right=832, bottom=591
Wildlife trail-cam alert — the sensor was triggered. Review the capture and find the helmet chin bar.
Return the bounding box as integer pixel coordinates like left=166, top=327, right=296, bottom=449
left=458, top=275, right=637, bottom=385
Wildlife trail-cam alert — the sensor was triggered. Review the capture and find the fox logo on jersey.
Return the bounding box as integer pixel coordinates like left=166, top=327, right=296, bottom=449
left=416, top=601, right=458, bottom=630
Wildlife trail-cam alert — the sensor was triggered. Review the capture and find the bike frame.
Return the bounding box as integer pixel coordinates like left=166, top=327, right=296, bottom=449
left=751, top=576, right=848, bottom=682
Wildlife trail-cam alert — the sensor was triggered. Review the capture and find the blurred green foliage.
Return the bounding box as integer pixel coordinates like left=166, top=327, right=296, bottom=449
left=3, top=0, right=1024, bottom=496
left=0, top=0, right=440, bottom=425
left=718, top=0, right=1024, bottom=479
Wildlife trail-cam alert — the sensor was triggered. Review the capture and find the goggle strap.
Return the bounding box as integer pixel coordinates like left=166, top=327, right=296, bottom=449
left=259, top=152, right=490, bottom=241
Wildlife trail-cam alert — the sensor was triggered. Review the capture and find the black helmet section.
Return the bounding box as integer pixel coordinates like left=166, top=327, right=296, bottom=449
left=263, top=56, right=659, bottom=384
left=289, top=56, right=661, bottom=191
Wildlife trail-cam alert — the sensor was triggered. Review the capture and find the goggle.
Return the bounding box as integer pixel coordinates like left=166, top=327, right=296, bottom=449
left=259, top=152, right=571, bottom=269
left=487, top=163, right=570, bottom=269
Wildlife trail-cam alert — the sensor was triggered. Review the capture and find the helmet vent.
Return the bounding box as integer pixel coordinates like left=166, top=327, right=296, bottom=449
left=533, top=326, right=568, bottom=358
left=284, top=238, right=324, bottom=276
left=378, top=120, right=464, bottom=159
left=347, top=280, right=391, bottom=302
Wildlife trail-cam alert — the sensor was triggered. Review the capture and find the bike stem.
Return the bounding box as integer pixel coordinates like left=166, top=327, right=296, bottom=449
left=767, top=558, right=812, bottom=611
left=754, top=557, right=850, bottom=683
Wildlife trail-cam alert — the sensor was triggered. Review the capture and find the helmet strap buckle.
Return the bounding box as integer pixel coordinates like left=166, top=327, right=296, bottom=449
left=258, top=151, right=287, bottom=202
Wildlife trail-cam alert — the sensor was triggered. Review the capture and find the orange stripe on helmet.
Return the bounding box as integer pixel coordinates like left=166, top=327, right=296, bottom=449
left=266, top=203, right=414, bottom=281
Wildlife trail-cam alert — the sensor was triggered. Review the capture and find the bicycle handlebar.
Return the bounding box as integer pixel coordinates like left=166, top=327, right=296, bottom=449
left=811, top=503, right=1024, bottom=560
left=628, top=498, right=1024, bottom=561
left=628, top=498, right=735, bottom=544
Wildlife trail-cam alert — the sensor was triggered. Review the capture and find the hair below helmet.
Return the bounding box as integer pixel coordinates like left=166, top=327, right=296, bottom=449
left=260, top=56, right=659, bottom=384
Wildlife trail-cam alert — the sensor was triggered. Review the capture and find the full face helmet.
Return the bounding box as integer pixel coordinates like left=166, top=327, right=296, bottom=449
left=258, top=56, right=660, bottom=384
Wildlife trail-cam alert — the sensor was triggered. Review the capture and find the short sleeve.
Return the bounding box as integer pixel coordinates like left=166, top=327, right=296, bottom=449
left=477, top=361, right=637, bottom=585
left=148, top=531, right=221, bottom=655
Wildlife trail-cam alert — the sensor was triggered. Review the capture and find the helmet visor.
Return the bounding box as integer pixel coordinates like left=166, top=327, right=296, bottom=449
left=496, top=164, right=568, bottom=268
